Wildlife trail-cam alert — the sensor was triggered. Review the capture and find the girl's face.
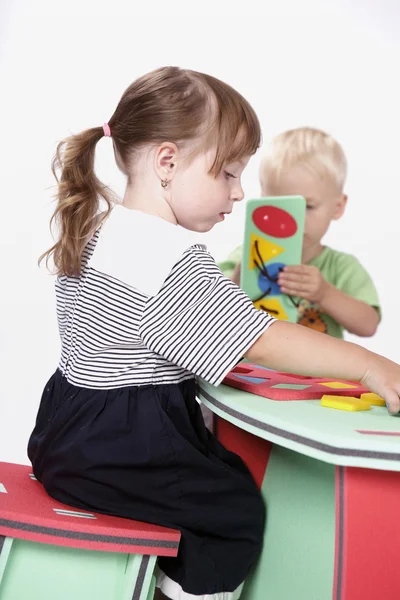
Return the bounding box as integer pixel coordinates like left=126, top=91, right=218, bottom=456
left=168, top=149, right=250, bottom=232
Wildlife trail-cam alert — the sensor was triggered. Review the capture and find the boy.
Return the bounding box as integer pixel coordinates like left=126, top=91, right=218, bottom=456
left=219, top=127, right=380, bottom=338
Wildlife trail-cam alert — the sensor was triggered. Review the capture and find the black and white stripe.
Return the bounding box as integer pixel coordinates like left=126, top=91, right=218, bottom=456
left=56, top=213, right=275, bottom=389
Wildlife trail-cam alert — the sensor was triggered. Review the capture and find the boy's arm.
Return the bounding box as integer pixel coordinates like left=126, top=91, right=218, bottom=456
left=278, top=261, right=380, bottom=337
left=318, top=285, right=379, bottom=336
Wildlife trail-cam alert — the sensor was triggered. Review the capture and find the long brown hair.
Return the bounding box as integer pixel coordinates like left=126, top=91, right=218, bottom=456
left=41, top=66, right=261, bottom=276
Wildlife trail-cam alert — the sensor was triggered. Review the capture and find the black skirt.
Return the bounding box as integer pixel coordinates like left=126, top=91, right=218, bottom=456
left=28, top=370, right=265, bottom=598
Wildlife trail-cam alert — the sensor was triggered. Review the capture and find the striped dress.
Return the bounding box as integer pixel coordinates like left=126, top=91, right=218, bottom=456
left=28, top=204, right=275, bottom=600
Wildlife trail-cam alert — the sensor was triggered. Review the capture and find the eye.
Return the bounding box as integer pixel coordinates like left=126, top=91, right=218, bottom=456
left=225, top=171, right=237, bottom=179
left=306, top=205, right=314, bottom=210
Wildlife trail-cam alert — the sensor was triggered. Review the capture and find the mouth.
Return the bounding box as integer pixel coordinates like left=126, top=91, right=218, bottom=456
left=219, top=211, right=231, bottom=220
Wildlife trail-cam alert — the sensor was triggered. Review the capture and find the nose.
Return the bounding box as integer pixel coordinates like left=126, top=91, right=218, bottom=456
left=231, top=182, right=245, bottom=203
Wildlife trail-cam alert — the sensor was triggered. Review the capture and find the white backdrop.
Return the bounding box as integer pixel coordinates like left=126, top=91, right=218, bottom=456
left=1, top=0, right=399, bottom=463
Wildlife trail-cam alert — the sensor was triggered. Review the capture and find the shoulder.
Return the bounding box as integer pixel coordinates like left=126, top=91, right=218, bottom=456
left=217, top=245, right=242, bottom=278
left=321, top=247, right=363, bottom=270
left=167, top=244, right=224, bottom=284
left=186, top=244, right=220, bottom=269
left=321, top=247, right=377, bottom=293
left=226, top=245, right=243, bottom=262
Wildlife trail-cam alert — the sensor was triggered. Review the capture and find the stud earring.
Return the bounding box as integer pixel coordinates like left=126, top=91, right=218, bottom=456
left=161, top=179, right=169, bottom=188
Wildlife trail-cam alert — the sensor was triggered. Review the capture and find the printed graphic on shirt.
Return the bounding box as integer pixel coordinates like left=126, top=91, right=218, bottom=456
left=297, top=300, right=328, bottom=334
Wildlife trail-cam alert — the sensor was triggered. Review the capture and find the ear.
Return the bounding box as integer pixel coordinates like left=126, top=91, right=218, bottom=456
left=154, top=142, right=179, bottom=183
left=332, top=193, right=347, bottom=220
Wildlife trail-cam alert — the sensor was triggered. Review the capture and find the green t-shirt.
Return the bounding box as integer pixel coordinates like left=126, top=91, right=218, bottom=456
left=218, top=245, right=381, bottom=339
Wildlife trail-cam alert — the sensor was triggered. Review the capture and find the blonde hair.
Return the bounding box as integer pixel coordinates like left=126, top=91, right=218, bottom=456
left=41, top=66, right=261, bottom=276
left=259, top=127, right=347, bottom=194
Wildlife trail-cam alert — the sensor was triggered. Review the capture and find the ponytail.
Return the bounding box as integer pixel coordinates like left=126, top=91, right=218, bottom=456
left=40, top=127, right=114, bottom=276
left=40, top=66, right=262, bottom=276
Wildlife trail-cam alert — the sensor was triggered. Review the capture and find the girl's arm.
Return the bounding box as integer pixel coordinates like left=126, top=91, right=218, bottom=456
left=245, top=320, right=400, bottom=414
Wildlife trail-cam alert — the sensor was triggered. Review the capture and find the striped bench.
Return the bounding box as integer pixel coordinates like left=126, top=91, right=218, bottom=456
left=0, top=462, right=180, bottom=600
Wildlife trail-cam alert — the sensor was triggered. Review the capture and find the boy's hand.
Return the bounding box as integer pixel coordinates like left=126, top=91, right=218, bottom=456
left=278, top=265, right=328, bottom=303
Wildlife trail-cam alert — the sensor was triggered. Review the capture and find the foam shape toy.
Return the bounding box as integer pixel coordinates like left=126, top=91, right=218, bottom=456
left=321, top=395, right=371, bottom=411
left=241, top=196, right=306, bottom=323
left=223, top=363, right=369, bottom=401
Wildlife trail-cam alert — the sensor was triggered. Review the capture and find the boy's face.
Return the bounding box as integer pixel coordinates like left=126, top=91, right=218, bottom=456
left=261, top=166, right=347, bottom=251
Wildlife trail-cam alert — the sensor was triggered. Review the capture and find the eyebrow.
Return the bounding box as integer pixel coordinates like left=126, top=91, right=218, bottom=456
left=233, top=158, right=249, bottom=168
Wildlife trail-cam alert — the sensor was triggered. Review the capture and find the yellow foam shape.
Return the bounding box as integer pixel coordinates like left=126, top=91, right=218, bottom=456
left=360, top=392, right=386, bottom=407
left=321, top=395, right=371, bottom=412
left=254, top=298, right=289, bottom=321
left=320, top=381, right=358, bottom=389
left=249, top=234, right=284, bottom=271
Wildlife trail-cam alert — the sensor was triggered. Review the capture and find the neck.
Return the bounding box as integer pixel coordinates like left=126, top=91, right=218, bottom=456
left=302, top=242, right=324, bottom=264
left=122, top=182, right=177, bottom=224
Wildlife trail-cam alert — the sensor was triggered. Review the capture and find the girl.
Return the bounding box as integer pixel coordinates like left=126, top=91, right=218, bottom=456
left=28, top=66, right=400, bottom=600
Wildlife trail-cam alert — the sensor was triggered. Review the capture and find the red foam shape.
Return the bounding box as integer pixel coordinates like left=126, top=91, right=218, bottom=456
left=334, top=466, right=400, bottom=600
left=356, top=430, right=400, bottom=436
left=217, top=418, right=271, bottom=489
left=223, top=363, right=369, bottom=401
left=252, top=205, right=297, bottom=238
left=0, top=462, right=180, bottom=555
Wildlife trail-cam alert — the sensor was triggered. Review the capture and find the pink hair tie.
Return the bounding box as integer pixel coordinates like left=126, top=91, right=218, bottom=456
left=103, top=123, right=111, bottom=137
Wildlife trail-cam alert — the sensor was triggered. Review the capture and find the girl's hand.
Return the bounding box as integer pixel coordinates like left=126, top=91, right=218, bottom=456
left=361, top=354, right=400, bottom=414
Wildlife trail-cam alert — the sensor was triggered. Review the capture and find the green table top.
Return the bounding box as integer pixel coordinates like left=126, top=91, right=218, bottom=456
left=198, top=380, right=400, bottom=471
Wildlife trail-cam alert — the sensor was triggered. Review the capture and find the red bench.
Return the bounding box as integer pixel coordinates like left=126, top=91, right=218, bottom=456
left=0, top=462, right=180, bottom=600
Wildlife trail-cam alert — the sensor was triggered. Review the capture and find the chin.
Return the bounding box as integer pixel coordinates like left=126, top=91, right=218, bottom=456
left=191, top=222, right=215, bottom=233
left=177, top=215, right=216, bottom=233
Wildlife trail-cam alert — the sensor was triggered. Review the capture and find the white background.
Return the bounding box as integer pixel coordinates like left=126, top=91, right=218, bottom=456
left=1, top=0, right=399, bottom=463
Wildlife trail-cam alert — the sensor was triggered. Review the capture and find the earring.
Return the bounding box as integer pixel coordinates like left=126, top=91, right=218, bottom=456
left=161, top=179, right=169, bottom=188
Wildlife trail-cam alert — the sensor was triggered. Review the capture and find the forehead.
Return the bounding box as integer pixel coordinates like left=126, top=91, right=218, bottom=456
left=233, top=156, right=251, bottom=168
left=201, top=148, right=250, bottom=171
left=266, top=165, right=338, bottom=200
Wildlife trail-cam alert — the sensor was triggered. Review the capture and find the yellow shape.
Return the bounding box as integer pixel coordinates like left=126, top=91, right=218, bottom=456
left=320, top=381, right=358, bottom=389
left=254, top=298, right=289, bottom=321
left=249, top=234, right=284, bottom=271
left=361, top=392, right=386, bottom=407
left=321, top=395, right=371, bottom=412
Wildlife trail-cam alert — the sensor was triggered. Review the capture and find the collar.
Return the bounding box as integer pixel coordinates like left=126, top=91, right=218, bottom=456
left=89, top=204, right=204, bottom=296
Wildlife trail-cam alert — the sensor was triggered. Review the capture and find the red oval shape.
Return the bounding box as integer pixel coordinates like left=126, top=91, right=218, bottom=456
left=252, top=206, right=297, bottom=238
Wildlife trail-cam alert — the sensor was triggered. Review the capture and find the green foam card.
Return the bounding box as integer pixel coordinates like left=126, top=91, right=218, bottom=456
left=240, top=196, right=306, bottom=322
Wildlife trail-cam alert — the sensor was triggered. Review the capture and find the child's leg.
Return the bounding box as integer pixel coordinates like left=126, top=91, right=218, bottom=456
left=199, top=400, right=214, bottom=432
left=30, top=377, right=263, bottom=599
left=154, top=589, right=169, bottom=600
